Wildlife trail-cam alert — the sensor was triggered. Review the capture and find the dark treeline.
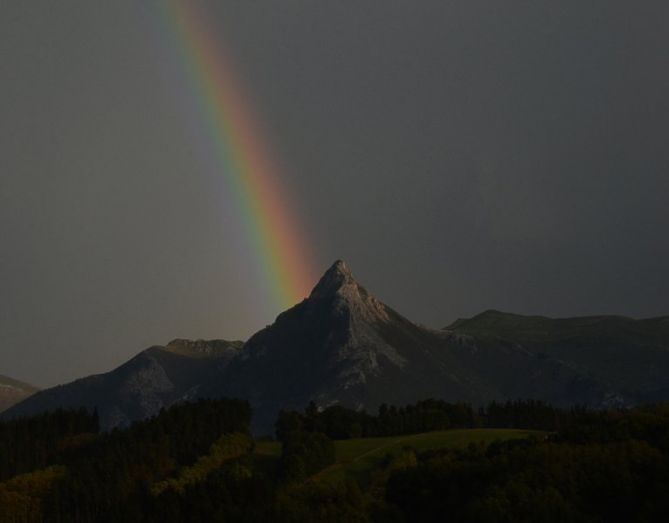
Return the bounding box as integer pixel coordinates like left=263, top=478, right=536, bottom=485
left=276, top=398, right=571, bottom=440
left=0, top=408, right=98, bottom=481
left=44, top=398, right=251, bottom=522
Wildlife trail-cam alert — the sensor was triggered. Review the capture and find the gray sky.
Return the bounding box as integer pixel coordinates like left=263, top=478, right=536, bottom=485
left=1, top=0, right=668, bottom=387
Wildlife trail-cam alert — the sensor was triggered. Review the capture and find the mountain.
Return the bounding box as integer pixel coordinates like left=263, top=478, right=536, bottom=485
left=5, top=260, right=669, bottom=433
left=0, top=375, right=38, bottom=412
left=202, top=260, right=669, bottom=433
left=3, top=339, right=241, bottom=429
left=202, top=259, right=491, bottom=430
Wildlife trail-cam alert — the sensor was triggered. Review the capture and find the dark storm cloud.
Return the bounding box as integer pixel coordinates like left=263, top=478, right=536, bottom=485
left=1, top=1, right=668, bottom=386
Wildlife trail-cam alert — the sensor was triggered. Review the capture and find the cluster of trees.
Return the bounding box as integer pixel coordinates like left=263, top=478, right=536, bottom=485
left=276, top=398, right=568, bottom=440
left=0, top=399, right=251, bottom=522
left=151, top=432, right=254, bottom=496
left=2, top=399, right=669, bottom=522
left=0, top=466, right=67, bottom=523
left=46, top=398, right=251, bottom=522
left=0, top=408, right=97, bottom=481
left=145, top=455, right=277, bottom=522
left=276, top=400, right=478, bottom=440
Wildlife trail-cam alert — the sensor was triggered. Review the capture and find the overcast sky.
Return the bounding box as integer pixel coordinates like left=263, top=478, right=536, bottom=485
left=2, top=1, right=668, bottom=387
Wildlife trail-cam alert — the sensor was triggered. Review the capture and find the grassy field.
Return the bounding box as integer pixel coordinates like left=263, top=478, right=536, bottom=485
left=255, top=428, right=543, bottom=484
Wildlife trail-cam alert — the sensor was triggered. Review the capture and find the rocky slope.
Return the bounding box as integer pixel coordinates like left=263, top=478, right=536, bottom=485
left=0, top=375, right=38, bottom=412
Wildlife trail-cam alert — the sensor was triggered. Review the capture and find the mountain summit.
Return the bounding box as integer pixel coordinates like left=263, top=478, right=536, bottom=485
left=307, top=259, right=393, bottom=325
left=309, top=259, right=355, bottom=298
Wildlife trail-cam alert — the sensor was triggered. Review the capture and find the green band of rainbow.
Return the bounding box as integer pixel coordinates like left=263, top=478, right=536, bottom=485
left=161, top=1, right=317, bottom=310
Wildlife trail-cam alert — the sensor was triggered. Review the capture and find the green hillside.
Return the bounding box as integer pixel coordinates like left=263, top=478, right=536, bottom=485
left=2, top=399, right=669, bottom=521
left=257, top=428, right=541, bottom=485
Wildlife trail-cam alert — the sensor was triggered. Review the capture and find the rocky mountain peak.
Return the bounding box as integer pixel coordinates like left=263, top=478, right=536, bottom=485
left=309, top=259, right=355, bottom=299
left=305, top=260, right=390, bottom=326
left=330, top=259, right=352, bottom=276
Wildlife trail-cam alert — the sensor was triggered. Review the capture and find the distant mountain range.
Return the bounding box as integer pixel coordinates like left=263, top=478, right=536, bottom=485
left=5, top=261, right=669, bottom=433
left=0, top=375, right=38, bottom=412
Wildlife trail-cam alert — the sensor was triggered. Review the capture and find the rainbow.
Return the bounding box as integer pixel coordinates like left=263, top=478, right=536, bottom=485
left=158, top=1, right=317, bottom=310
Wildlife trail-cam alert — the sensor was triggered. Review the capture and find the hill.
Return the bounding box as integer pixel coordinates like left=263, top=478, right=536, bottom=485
left=3, top=339, right=241, bottom=429
left=447, top=309, right=669, bottom=404
left=2, top=396, right=669, bottom=521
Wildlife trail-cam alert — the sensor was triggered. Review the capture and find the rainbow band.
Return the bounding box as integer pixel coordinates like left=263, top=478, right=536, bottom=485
left=162, top=2, right=316, bottom=310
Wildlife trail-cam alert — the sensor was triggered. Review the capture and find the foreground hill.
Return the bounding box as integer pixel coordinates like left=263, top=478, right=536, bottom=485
left=5, top=260, right=669, bottom=432
left=3, top=339, right=241, bottom=429
left=3, top=399, right=668, bottom=522
left=0, top=375, right=38, bottom=412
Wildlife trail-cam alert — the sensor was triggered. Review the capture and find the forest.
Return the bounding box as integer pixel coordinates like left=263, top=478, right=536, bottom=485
left=1, top=398, right=669, bottom=522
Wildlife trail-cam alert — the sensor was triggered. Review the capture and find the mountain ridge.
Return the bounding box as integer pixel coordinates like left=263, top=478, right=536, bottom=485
left=5, top=260, right=669, bottom=432
left=198, top=261, right=669, bottom=432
